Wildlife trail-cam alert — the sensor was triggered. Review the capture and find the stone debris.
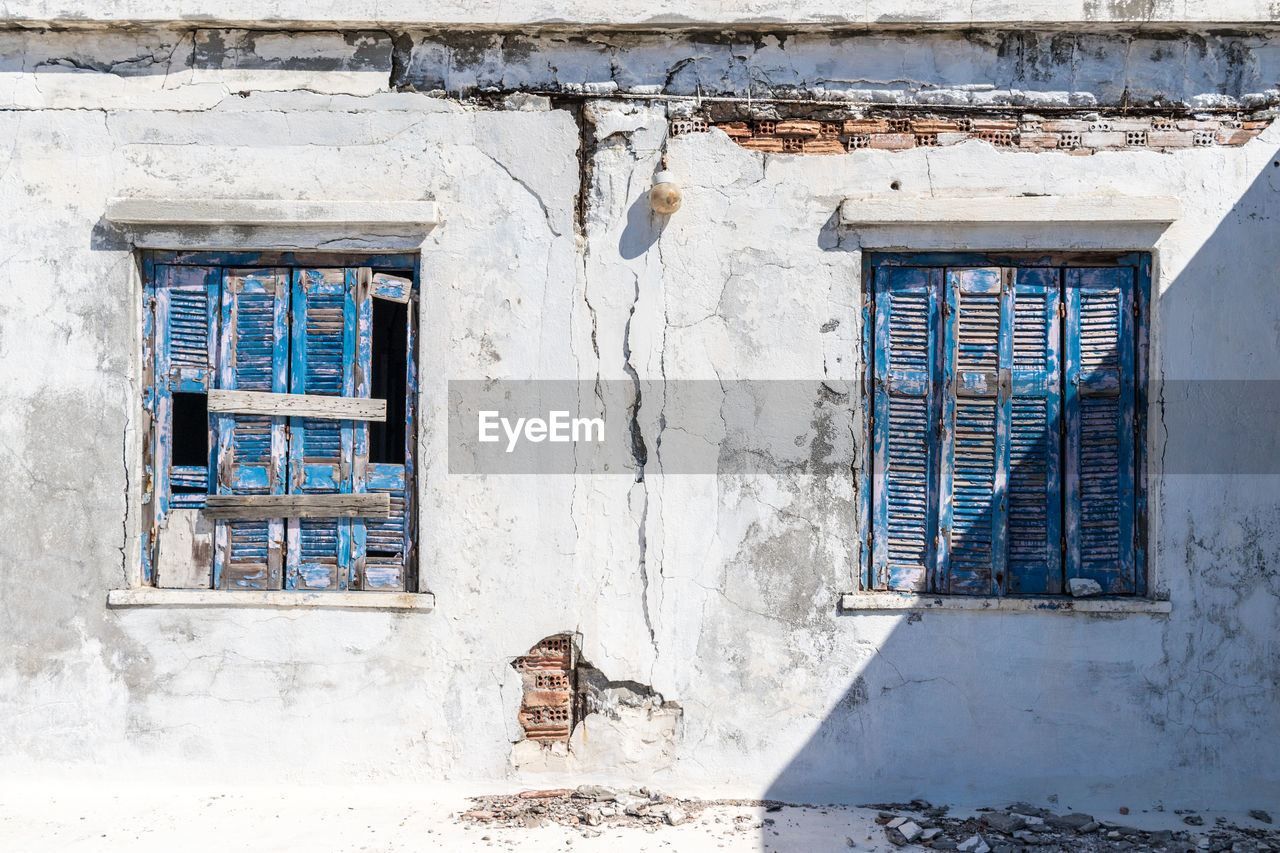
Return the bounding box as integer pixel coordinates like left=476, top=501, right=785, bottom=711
left=460, top=792, right=1280, bottom=851
left=859, top=801, right=1280, bottom=853
left=1068, top=577, right=1104, bottom=597
left=460, top=785, right=703, bottom=833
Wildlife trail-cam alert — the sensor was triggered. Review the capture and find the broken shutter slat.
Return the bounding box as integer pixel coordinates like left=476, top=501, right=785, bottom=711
left=213, top=268, right=289, bottom=590
left=1064, top=267, right=1137, bottom=593
left=1006, top=268, right=1064, bottom=594
left=940, top=268, right=1008, bottom=595
left=207, top=389, right=386, bottom=421
left=872, top=265, right=942, bottom=592
left=205, top=493, right=390, bottom=519
left=371, top=270, right=413, bottom=304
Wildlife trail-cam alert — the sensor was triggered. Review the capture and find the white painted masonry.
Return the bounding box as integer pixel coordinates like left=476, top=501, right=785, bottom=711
left=0, top=4, right=1277, bottom=813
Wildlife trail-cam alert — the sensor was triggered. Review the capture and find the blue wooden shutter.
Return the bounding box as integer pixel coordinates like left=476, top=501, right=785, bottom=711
left=1006, top=268, right=1064, bottom=594
left=152, top=265, right=219, bottom=517
left=872, top=266, right=942, bottom=591
left=1064, top=267, right=1136, bottom=593
left=940, top=268, right=1008, bottom=594
left=364, top=272, right=414, bottom=590
left=284, top=268, right=372, bottom=590
left=213, top=269, right=290, bottom=590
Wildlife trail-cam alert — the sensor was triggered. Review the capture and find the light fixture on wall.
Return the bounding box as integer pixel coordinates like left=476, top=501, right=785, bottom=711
left=649, top=160, right=682, bottom=215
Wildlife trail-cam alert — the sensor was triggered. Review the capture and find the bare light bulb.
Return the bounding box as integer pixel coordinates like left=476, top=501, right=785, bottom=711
left=649, top=170, right=682, bottom=215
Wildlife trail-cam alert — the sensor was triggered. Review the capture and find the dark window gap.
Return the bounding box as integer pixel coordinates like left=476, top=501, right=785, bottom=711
left=171, top=391, right=209, bottom=467
left=369, top=297, right=408, bottom=464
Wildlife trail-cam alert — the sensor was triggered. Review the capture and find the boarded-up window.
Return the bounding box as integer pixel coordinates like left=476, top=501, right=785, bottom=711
left=868, top=253, right=1147, bottom=596
left=143, top=253, right=418, bottom=592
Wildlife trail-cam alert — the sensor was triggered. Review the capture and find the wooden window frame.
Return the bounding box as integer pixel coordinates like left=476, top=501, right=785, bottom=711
left=859, top=251, right=1151, bottom=597
left=140, top=250, right=421, bottom=593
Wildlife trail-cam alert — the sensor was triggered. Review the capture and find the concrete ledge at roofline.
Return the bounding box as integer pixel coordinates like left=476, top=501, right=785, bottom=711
left=839, top=592, right=1172, bottom=614
left=839, top=195, right=1181, bottom=226
left=107, top=588, right=436, bottom=611
left=3, top=1, right=1279, bottom=29
left=104, top=199, right=440, bottom=228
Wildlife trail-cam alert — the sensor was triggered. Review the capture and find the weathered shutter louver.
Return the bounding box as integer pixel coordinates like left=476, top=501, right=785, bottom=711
left=940, top=268, right=1007, bottom=594
left=1064, top=267, right=1137, bottom=593
left=1006, top=268, right=1064, bottom=594
left=872, top=266, right=942, bottom=591
left=284, top=268, right=372, bottom=590
left=153, top=265, right=219, bottom=517
left=213, top=269, right=289, bottom=590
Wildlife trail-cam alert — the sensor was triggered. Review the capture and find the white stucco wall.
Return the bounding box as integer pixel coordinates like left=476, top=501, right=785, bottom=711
left=0, top=25, right=1277, bottom=809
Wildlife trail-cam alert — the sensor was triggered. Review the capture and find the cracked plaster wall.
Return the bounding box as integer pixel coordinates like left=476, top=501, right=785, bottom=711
left=0, top=25, right=1277, bottom=807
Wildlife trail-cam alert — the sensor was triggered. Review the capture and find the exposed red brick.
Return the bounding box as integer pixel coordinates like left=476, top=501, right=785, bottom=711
left=1147, top=131, right=1193, bottom=148
left=1018, top=132, right=1060, bottom=149
left=775, top=119, right=821, bottom=138
left=512, top=635, right=576, bottom=743
left=912, top=119, right=961, bottom=133
left=803, top=137, right=846, bottom=154
left=739, top=137, right=786, bottom=152
left=977, top=130, right=1016, bottom=147
left=519, top=789, right=573, bottom=799
left=971, top=119, right=1018, bottom=132
left=695, top=114, right=1269, bottom=156
left=869, top=132, right=915, bottom=150
left=1217, top=129, right=1260, bottom=145
left=1042, top=119, right=1091, bottom=133
left=716, top=121, right=752, bottom=138
left=844, top=118, right=888, bottom=134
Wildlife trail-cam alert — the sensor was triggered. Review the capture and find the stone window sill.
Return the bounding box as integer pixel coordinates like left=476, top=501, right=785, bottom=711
left=839, top=592, right=1170, bottom=615
left=107, top=588, right=435, bottom=611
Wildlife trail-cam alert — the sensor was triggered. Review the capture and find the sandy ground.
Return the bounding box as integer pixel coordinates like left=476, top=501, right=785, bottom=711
left=0, top=782, right=1270, bottom=852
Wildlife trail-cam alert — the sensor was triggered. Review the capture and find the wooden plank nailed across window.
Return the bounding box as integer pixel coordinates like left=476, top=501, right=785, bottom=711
left=204, top=493, right=391, bottom=520
left=208, top=389, right=387, bottom=421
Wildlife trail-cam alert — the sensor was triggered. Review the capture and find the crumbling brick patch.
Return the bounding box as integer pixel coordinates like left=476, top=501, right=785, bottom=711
left=510, top=635, right=681, bottom=747
left=512, top=634, right=577, bottom=742
left=686, top=112, right=1269, bottom=155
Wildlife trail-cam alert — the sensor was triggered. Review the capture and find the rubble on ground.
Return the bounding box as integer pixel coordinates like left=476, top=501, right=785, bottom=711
left=459, top=789, right=1280, bottom=851
left=866, top=800, right=1280, bottom=853
left=459, top=785, right=704, bottom=835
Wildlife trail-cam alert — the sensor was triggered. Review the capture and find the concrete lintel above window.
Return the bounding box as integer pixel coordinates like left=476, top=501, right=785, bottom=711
left=840, top=592, right=1171, bottom=615
left=106, top=198, right=439, bottom=229
left=107, top=588, right=436, bottom=611
left=838, top=195, right=1180, bottom=227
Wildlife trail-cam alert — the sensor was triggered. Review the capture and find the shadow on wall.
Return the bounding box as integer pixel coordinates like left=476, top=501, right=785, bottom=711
left=760, top=143, right=1280, bottom=838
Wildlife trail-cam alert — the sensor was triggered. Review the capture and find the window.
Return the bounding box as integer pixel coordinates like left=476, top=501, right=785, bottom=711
left=866, top=253, right=1148, bottom=597
left=143, top=252, right=418, bottom=592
